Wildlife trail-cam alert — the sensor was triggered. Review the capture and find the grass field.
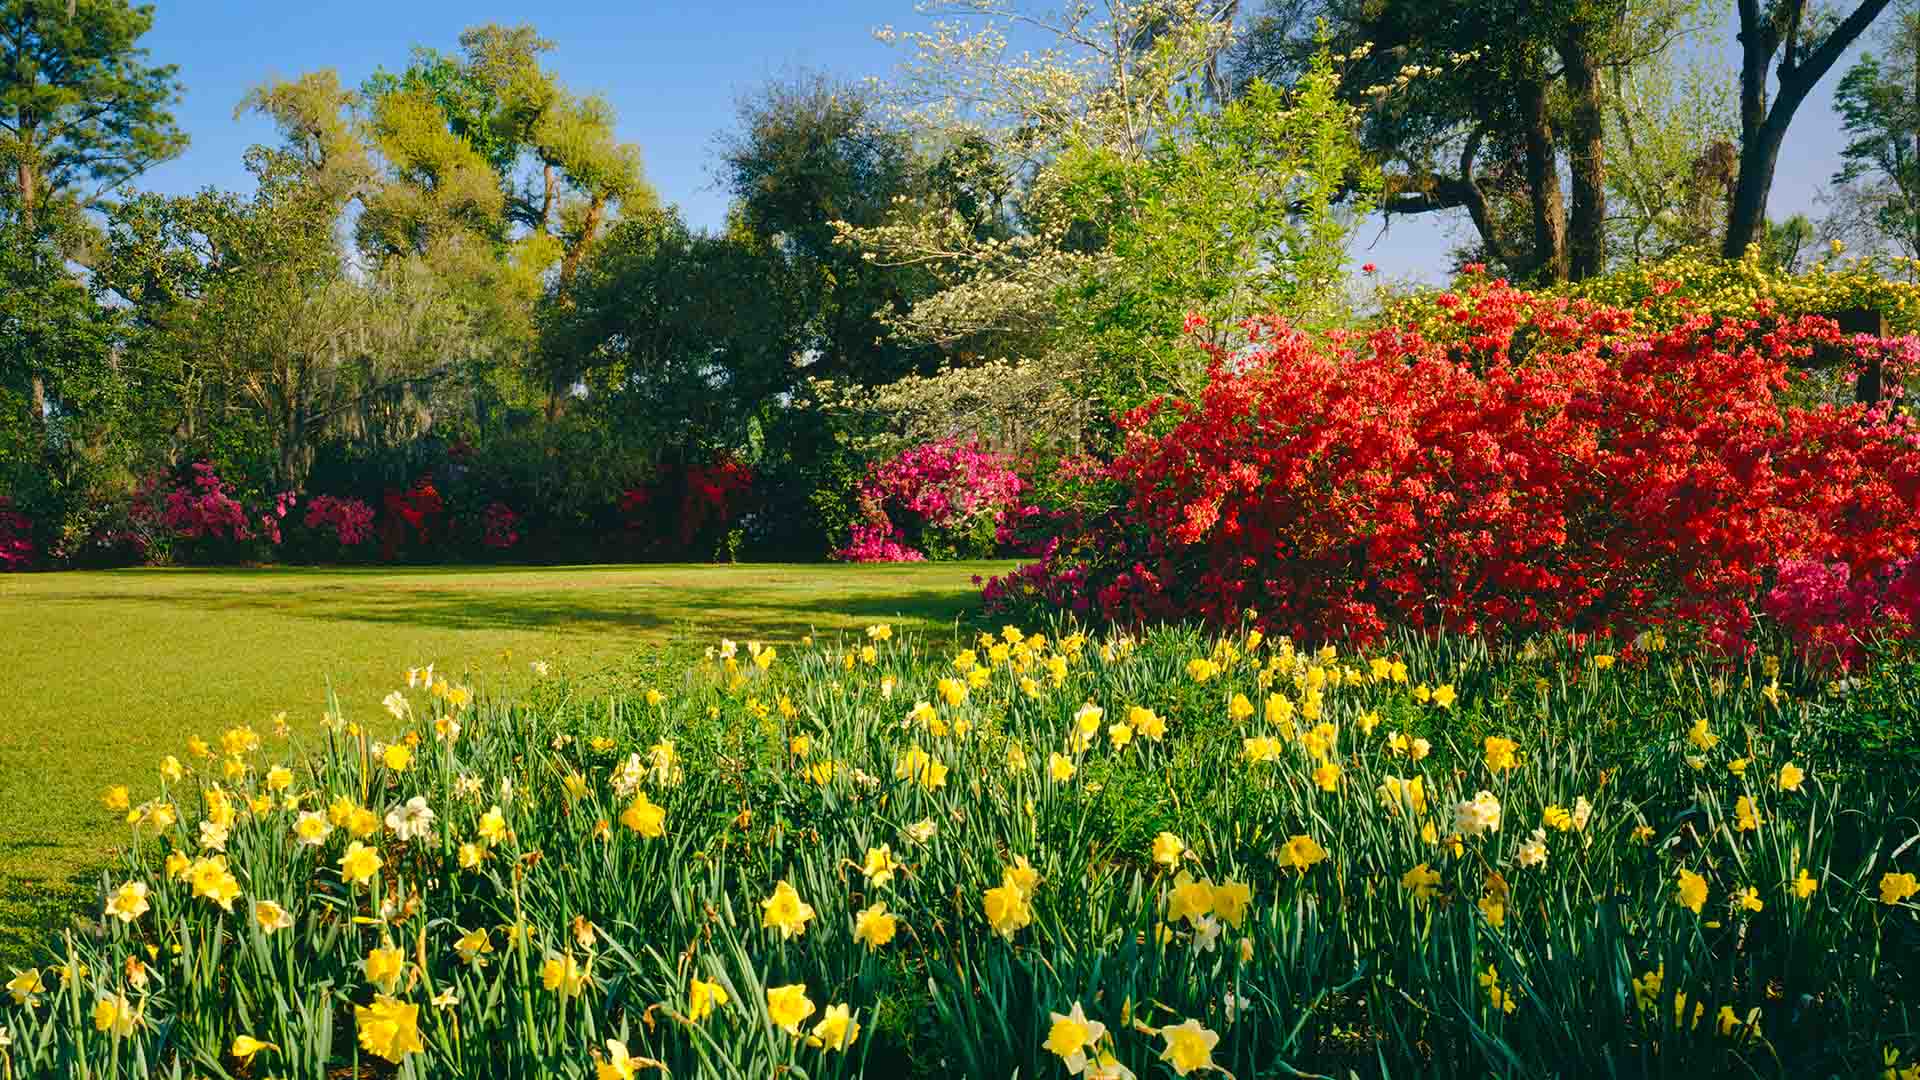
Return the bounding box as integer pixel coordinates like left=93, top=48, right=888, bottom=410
left=0, top=561, right=1004, bottom=965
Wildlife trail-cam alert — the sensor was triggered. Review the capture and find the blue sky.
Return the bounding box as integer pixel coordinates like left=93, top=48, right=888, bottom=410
left=137, top=1, right=1877, bottom=282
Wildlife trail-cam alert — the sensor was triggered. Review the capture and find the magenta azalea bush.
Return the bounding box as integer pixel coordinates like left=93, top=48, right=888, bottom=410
left=302, top=495, right=377, bottom=548
left=834, top=439, right=1025, bottom=562
left=158, top=462, right=254, bottom=542
left=480, top=501, right=522, bottom=550
left=1764, top=556, right=1920, bottom=667
left=0, top=496, right=34, bottom=571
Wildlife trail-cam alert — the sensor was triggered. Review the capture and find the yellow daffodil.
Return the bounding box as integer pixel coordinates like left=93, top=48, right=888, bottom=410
left=766, top=983, right=814, bottom=1033
left=761, top=880, right=816, bottom=939
left=1158, top=1017, right=1220, bottom=1076
left=354, top=994, right=422, bottom=1063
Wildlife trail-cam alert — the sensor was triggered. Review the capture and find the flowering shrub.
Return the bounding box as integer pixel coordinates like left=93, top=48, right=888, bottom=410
left=835, top=439, right=1025, bottom=562
left=0, top=496, right=34, bottom=571
left=479, top=501, right=521, bottom=551
left=1764, top=556, right=1920, bottom=668
left=380, top=477, right=444, bottom=561
left=159, top=462, right=253, bottom=543
left=17, top=623, right=1920, bottom=1076
left=990, top=280, right=1920, bottom=651
left=620, top=457, right=754, bottom=557
left=836, top=521, right=928, bottom=562
left=302, top=495, right=377, bottom=548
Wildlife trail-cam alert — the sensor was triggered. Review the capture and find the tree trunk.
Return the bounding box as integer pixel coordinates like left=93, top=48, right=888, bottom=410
left=1726, top=118, right=1789, bottom=259
left=1519, top=79, right=1568, bottom=284
left=1560, top=31, right=1607, bottom=280
left=558, top=192, right=607, bottom=291
left=1727, top=0, right=1897, bottom=258
left=15, top=155, right=52, bottom=441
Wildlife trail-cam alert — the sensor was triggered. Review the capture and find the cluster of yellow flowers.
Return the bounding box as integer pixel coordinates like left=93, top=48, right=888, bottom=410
left=5, top=619, right=1918, bottom=1078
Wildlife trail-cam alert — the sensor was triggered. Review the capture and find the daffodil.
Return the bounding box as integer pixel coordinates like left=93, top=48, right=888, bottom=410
left=230, top=1033, right=278, bottom=1060
left=1881, top=871, right=1920, bottom=905
left=104, top=881, right=149, bottom=923
left=92, top=992, right=138, bottom=1038
left=363, top=942, right=405, bottom=992
left=1280, top=834, right=1327, bottom=871
left=338, top=841, right=382, bottom=886
left=1402, top=862, right=1443, bottom=902
left=540, top=951, right=590, bottom=997
left=1675, top=867, right=1710, bottom=914
left=619, top=793, right=665, bottom=838
left=983, top=879, right=1032, bottom=938
left=1158, top=1018, right=1220, bottom=1076
left=1152, top=831, right=1187, bottom=868
left=761, top=880, right=816, bottom=939
left=853, top=901, right=898, bottom=950
left=255, top=900, right=294, bottom=934
left=1045, top=1002, right=1107, bottom=1072
left=808, top=1003, right=860, bottom=1051
left=354, top=994, right=423, bottom=1063
left=766, top=983, right=814, bottom=1033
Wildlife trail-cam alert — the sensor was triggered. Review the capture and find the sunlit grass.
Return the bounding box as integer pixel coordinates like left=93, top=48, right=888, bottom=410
left=0, top=562, right=1004, bottom=965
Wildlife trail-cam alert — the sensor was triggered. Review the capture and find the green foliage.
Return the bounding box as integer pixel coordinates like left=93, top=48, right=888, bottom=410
left=0, top=0, right=186, bottom=222
left=1830, top=8, right=1920, bottom=261
left=1055, top=47, right=1380, bottom=407
left=536, top=207, right=797, bottom=455
left=7, top=618, right=1919, bottom=1076
left=718, top=75, right=945, bottom=388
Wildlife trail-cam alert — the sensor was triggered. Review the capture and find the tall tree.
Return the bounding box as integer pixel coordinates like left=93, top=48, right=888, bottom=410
left=98, top=145, right=480, bottom=488
left=0, top=0, right=182, bottom=439
left=0, top=0, right=184, bottom=227
left=357, top=25, right=651, bottom=290
left=1726, top=0, right=1895, bottom=257
left=1825, top=3, right=1920, bottom=259
left=1235, top=0, right=1701, bottom=282
left=718, top=74, right=944, bottom=387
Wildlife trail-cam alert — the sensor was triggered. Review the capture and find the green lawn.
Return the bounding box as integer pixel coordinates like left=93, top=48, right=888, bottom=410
left=0, top=561, right=1005, bottom=964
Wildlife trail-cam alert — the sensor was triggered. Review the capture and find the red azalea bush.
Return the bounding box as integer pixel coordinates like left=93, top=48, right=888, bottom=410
left=380, top=477, right=444, bottom=561
left=835, top=439, right=1026, bottom=562
left=0, top=496, right=34, bottom=571
left=988, top=279, right=1920, bottom=655
left=480, top=501, right=521, bottom=550
left=620, top=457, right=755, bottom=558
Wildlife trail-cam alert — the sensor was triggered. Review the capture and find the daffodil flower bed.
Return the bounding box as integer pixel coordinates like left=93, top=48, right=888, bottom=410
left=4, top=625, right=1918, bottom=1078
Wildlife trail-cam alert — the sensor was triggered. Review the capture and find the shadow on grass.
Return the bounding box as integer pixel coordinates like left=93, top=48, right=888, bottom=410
left=0, top=847, right=98, bottom=970
left=40, top=572, right=998, bottom=640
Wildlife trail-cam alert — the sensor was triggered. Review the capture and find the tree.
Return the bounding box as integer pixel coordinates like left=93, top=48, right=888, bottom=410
left=1726, top=0, right=1896, bottom=258
left=357, top=24, right=652, bottom=290
left=1052, top=49, right=1379, bottom=403
left=0, top=0, right=183, bottom=443
left=243, top=25, right=655, bottom=416
left=1234, top=0, right=1704, bottom=282
left=1826, top=4, right=1920, bottom=259
left=0, top=0, right=184, bottom=226
left=842, top=0, right=1258, bottom=419
left=1604, top=50, right=1740, bottom=261
left=535, top=207, right=798, bottom=454
left=717, top=74, right=945, bottom=387
left=98, top=150, right=482, bottom=490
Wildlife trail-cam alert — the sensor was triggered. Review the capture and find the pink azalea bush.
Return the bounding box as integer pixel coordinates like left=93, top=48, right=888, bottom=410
left=159, top=462, right=253, bottom=542
left=480, top=501, right=521, bottom=550
left=302, top=495, right=377, bottom=547
left=1764, top=556, right=1920, bottom=668
left=0, top=497, right=34, bottom=572
left=835, top=439, right=1025, bottom=562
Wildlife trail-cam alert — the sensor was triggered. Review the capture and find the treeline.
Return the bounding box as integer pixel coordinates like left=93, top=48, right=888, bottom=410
left=1, top=0, right=1912, bottom=567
